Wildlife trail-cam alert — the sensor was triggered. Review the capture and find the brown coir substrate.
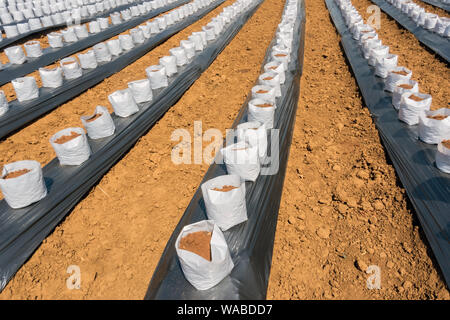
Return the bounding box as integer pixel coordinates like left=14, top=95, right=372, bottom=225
left=179, top=231, right=213, bottom=261
left=266, top=0, right=449, bottom=299
left=0, top=0, right=287, bottom=299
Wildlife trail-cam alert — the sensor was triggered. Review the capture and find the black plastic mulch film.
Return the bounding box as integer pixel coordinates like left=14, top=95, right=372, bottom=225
left=369, top=0, right=450, bottom=63
left=325, top=0, right=450, bottom=288
left=0, top=0, right=148, bottom=50
left=420, top=0, right=450, bottom=13
left=0, top=0, right=263, bottom=293
left=0, top=0, right=218, bottom=141
left=0, top=0, right=190, bottom=85
left=144, top=0, right=306, bottom=300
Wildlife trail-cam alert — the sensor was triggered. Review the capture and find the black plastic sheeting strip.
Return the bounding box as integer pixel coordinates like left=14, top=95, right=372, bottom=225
left=0, top=0, right=260, bottom=293
left=370, top=0, right=450, bottom=63
left=0, top=0, right=189, bottom=85
left=420, top=0, right=450, bottom=13
left=144, top=0, right=306, bottom=300
left=326, top=0, right=450, bottom=289
left=0, top=0, right=147, bottom=49
left=0, top=0, right=221, bottom=141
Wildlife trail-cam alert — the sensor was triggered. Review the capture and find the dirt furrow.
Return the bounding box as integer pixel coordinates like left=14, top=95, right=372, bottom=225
left=266, top=0, right=449, bottom=299
left=0, top=0, right=286, bottom=300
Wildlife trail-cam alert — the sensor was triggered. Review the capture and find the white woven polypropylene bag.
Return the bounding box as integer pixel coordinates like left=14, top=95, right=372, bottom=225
left=75, top=24, right=89, bottom=38
left=0, top=90, right=9, bottom=117
left=188, top=33, right=204, bottom=51
left=3, top=25, right=19, bottom=38
left=392, top=79, right=419, bottom=110
left=264, top=60, right=285, bottom=84
left=39, top=67, right=64, bottom=88
left=108, top=88, right=139, bottom=117
left=0, top=160, right=47, bottom=209
left=418, top=109, right=450, bottom=144
left=128, top=79, right=153, bottom=103
left=50, top=127, right=92, bottom=165
left=180, top=40, right=196, bottom=59
left=17, top=22, right=31, bottom=33
left=12, top=77, right=39, bottom=102
left=436, top=140, right=450, bottom=173
left=89, top=20, right=101, bottom=33
left=175, top=220, right=234, bottom=290
left=170, top=46, right=188, bottom=66
left=375, top=54, right=398, bottom=78
left=220, top=141, right=260, bottom=181
left=398, top=92, right=432, bottom=125
left=201, top=175, right=247, bottom=231
left=119, top=34, right=134, bottom=50
left=146, top=65, right=169, bottom=89
left=93, top=42, right=112, bottom=62
left=248, top=98, right=276, bottom=130
left=48, top=32, right=64, bottom=48
left=81, top=105, right=116, bottom=139
left=61, top=27, right=78, bottom=42
left=130, top=27, right=145, bottom=44
left=159, top=55, right=178, bottom=76
left=385, top=66, right=412, bottom=92
left=251, top=85, right=276, bottom=104
left=106, top=39, right=122, bottom=56
left=368, top=45, right=389, bottom=66
left=60, top=57, right=83, bottom=80
left=258, top=71, right=281, bottom=97
left=236, top=121, right=268, bottom=159
left=5, top=45, right=26, bottom=64
left=78, top=50, right=98, bottom=69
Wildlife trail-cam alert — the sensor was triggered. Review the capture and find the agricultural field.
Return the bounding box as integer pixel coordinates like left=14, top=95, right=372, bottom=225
left=0, top=0, right=448, bottom=302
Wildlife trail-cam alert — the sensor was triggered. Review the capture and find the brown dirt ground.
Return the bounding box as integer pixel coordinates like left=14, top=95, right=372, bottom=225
left=0, top=0, right=287, bottom=299
left=266, top=0, right=449, bottom=300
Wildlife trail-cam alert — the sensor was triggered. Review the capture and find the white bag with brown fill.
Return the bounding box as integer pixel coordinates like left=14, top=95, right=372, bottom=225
left=0, top=90, right=9, bottom=116
left=146, top=65, right=169, bottom=89
left=128, top=79, right=153, bottom=103
left=236, top=121, right=268, bottom=159
left=436, top=140, right=450, bottom=174
left=418, top=109, right=450, bottom=144
left=50, top=127, right=92, bottom=166
left=248, top=98, right=276, bottom=130
left=0, top=160, right=47, bottom=209
left=220, top=141, right=260, bottom=182
left=201, top=174, right=247, bottom=231
left=398, top=92, right=431, bottom=125
left=12, top=77, right=39, bottom=102
left=108, top=88, right=139, bottom=117
left=39, top=66, right=64, bottom=88
left=81, top=105, right=116, bottom=139
left=175, top=220, right=234, bottom=290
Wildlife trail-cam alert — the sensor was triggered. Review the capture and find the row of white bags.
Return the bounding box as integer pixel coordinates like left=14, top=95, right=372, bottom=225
left=386, top=0, right=450, bottom=37
left=175, top=0, right=300, bottom=292
left=2, top=0, right=167, bottom=63
left=0, top=0, right=133, bottom=33
left=3, top=0, right=200, bottom=104
left=0, top=0, right=217, bottom=207
left=336, top=0, right=450, bottom=174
